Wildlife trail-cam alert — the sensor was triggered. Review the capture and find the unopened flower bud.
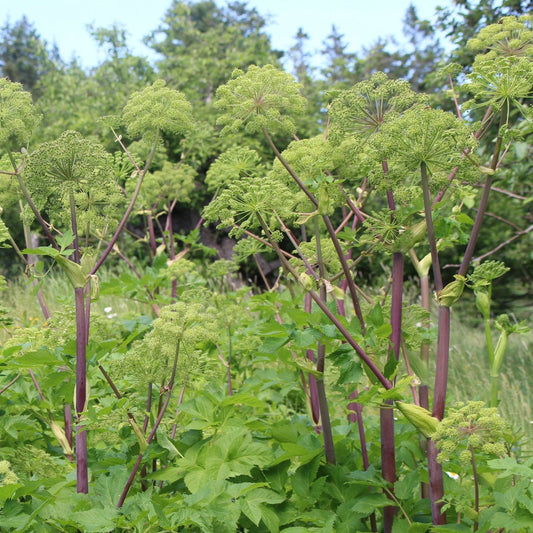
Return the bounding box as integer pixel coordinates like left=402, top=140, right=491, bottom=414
left=436, top=275, right=466, bottom=307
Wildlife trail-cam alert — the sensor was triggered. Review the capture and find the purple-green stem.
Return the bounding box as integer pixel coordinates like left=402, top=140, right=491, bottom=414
left=90, top=130, right=159, bottom=276
left=68, top=189, right=89, bottom=493
left=420, top=161, right=447, bottom=524
left=256, top=213, right=390, bottom=389
left=262, top=128, right=366, bottom=331
left=117, top=340, right=181, bottom=507
left=305, top=294, right=320, bottom=425
left=74, top=286, right=88, bottom=493
left=0, top=373, right=21, bottom=395
left=226, top=327, right=233, bottom=396
left=9, top=152, right=59, bottom=251
left=315, top=281, right=336, bottom=465
left=348, top=396, right=377, bottom=532
left=380, top=185, right=402, bottom=532
left=470, top=446, right=480, bottom=531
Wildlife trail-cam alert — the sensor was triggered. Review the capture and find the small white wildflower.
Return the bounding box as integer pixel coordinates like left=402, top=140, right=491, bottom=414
left=446, top=471, right=460, bottom=480
left=104, top=306, right=112, bottom=313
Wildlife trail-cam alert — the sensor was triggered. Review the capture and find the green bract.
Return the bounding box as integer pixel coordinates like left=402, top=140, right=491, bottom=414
left=328, top=72, right=419, bottom=143
left=0, top=78, right=41, bottom=150
left=123, top=79, right=193, bottom=140
left=214, top=65, right=306, bottom=135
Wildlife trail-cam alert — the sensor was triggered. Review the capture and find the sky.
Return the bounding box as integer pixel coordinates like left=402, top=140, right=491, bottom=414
left=1, top=0, right=450, bottom=69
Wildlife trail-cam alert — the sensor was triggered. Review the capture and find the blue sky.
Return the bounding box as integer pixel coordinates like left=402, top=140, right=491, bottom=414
left=2, top=0, right=449, bottom=68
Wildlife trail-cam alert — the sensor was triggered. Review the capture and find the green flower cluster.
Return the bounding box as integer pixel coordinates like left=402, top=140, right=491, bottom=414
left=119, top=300, right=218, bottom=384
left=214, top=65, right=306, bottom=135
left=23, top=131, right=122, bottom=233
left=432, top=401, right=511, bottom=464
left=205, top=146, right=264, bottom=192
left=0, top=78, right=41, bottom=151
left=328, top=72, right=419, bottom=142
left=464, top=16, right=533, bottom=114
left=203, top=175, right=297, bottom=238
left=132, top=160, right=197, bottom=208
left=371, top=105, right=478, bottom=192
left=123, top=79, right=193, bottom=140
left=0, top=460, right=18, bottom=486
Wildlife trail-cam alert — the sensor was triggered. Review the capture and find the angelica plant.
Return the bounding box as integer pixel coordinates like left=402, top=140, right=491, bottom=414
left=116, top=299, right=218, bottom=506
left=22, top=130, right=118, bottom=493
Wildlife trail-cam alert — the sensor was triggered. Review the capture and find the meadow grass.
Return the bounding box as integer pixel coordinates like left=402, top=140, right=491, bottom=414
left=447, top=304, right=533, bottom=453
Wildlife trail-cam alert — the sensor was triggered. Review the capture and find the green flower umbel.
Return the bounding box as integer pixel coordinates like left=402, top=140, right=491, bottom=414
left=214, top=65, right=306, bottom=135
left=0, top=78, right=41, bottom=151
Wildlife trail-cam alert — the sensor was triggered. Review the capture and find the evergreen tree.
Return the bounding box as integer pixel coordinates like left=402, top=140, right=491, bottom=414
left=320, top=25, right=360, bottom=87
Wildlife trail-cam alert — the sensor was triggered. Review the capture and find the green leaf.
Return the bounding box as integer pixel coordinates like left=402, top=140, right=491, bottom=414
left=292, top=455, right=321, bottom=499
left=351, top=493, right=393, bottom=514
left=146, top=466, right=182, bottom=482
left=240, top=488, right=284, bottom=527
left=22, top=245, right=60, bottom=258
left=69, top=508, right=118, bottom=532
left=56, top=229, right=76, bottom=251
left=10, top=348, right=61, bottom=367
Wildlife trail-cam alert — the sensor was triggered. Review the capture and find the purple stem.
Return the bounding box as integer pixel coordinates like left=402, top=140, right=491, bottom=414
left=91, top=132, right=159, bottom=276
left=0, top=373, right=21, bottom=395
left=74, top=286, right=88, bottom=493
left=305, top=293, right=320, bottom=425
left=348, top=396, right=378, bottom=532
left=117, top=341, right=181, bottom=508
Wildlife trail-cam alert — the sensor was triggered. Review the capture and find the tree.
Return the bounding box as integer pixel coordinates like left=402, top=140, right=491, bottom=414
left=0, top=16, right=57, bottom=96
left=145, top=0, right=282, bottom=106
left=320, top=25, right=361, bottom=88
left=401, top=5, right=444, bottom=93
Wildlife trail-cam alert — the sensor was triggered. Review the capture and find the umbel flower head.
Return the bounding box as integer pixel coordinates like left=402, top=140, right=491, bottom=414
left=0, top=78, right=41, bottom=150
left=214, top=64, right=306, bottom=135
left=432, top=401, right=511, bottom=464
left=467, top=15, right=533, bottom=58
left=130, top=160, right=197, bottom=208
left=117, top=300, right=218, bottom=384
left=370, top=105, right=478, bottom=192
left=269, top=136, right=341, bottom=213
left=464, top=16, right=533, bottom=114
left=23, top=130, right=121, bottom=232
left=203, top=174, right=297, bottom=238
left=327, top=72, right=419, bottom=143
left=123, top=79, right=193, bottom=141
left=205, top=146, right=264, bottom=192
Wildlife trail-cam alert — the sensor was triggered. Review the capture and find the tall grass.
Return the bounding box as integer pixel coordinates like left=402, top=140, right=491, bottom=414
left=447, top=306, right=533, bottom=452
